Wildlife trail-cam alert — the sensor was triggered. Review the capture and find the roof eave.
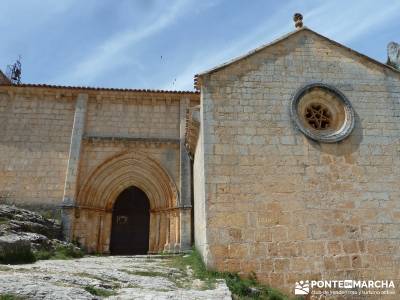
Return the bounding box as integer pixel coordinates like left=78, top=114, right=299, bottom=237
left=0, top=83, right=199, bottom=95
left=194, top=26, right=400, bottom=88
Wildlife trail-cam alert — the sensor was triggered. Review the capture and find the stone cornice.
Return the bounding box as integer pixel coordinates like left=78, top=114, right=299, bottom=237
left=83, top=134, right=180, bottom=145
left=0, top=84, right=200, bottom=104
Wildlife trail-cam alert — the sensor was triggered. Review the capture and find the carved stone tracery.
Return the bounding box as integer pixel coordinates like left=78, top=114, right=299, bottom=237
left=73, top=151, right=180, bottom=253
left=304, top=103, right=331, bottom=130
left=290, top=83, right=355, bottom=143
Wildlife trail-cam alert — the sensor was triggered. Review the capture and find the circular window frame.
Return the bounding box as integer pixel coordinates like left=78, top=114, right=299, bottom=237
left=290, top=83, right=355, bottom=143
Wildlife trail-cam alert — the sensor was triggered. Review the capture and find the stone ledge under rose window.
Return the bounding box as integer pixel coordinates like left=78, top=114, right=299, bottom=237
left=290, top=83, right=355, bottom=143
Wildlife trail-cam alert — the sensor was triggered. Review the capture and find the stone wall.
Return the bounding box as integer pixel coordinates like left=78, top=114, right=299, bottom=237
left=0, top=85, right=199, bottom=253
left=85, top=96, right=180, bottom=139
left=196, top=29, right=400, bottom=295
left=0, top=89, right=75, bottom=209
left=79, top=94, right=183, bottom=192
left=69, top=93, right=197, bottom=252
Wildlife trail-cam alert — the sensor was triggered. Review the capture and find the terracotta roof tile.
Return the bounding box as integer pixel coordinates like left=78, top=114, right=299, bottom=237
left=0, top=82, right=199, bottom=95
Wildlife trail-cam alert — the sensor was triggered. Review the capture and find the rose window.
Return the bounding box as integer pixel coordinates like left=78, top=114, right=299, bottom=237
left=290, top=83, right=355, bottom=143
left=304, top=103, right=331, bottom=130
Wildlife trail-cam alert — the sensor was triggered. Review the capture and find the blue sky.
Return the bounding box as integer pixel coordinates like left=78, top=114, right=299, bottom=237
left=1, top=0, right=399, bottom=91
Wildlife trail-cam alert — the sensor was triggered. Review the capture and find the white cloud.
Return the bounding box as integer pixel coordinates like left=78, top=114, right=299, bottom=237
left=56, top=0, right=192, bottom=85
left=0, top=0, right=78, bottom=21
left=163, top=0, right=400, bottom=90
left=306, top=0, right=400, bottom=43
left=162, top=2, right=297, bottom=90
left=7, top=0, right=397, bottom=89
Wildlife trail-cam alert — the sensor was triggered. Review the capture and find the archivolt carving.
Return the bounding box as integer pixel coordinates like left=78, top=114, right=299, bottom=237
left=76, top=151, right=178, bottom=211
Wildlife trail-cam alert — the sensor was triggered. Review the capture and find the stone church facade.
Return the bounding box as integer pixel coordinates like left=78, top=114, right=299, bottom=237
left=0, top=84, right=199, bottom=254
left=1, top=20, right=400, bottom=295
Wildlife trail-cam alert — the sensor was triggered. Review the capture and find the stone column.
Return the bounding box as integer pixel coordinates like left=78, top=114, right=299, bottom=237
left=102, top=212, right=112, bottom=253
left=96, top=212, right=104, bottom=253
left=154, top=212, right=161, bottom=253
left=179, top=208, right=191, bottom=251
left=167, top=212, right=176, bottom=253
left=179, top=97, right=192, bottom=251
left=149, top=212, right=157, bottom=253
left=160, top=211, right=170, bottom=252
left=61, top=94, right=88, bottom=241
left=174, top=211, right=180, bottom=253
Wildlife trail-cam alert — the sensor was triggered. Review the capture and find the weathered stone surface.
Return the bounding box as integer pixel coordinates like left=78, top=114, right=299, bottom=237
left=0, top=85, right=199, bottom=253
left=0, top=23, right=399, bottom=299
left=0, top=205, right=61, bottom=238
left=0, top=205, right=78, bottom=255
left=0, top=234, right=31, bottom=256
left=0, top=255, right=231, bottom=300
left=194, top=27, right=400, bottom=297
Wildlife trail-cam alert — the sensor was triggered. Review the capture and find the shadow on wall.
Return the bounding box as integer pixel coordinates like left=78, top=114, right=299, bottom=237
left=308, top=111, right=363, bottom=156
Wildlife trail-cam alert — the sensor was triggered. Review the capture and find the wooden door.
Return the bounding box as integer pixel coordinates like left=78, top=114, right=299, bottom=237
left=110, top=187, right=150, bottom=255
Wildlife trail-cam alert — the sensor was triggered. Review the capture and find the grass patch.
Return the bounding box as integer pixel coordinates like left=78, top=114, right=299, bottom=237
left=51, top=245, right=84, bottom=259
left=34, top=245, right=84, bottom=261
left=0, top=217, right=10, bottom=225
left=121, top=269, right=168, bottom=277
left=126, top=283, right=140, bottom=288
left=0, top=294, right=25, bottom=300
left=0, top=248, right=36, bottom=265
left=76, top=272, right=105, bottom=281
left=170, top=249, right=294, bottom=300
left=121, top=268, right=188, bottom=289
left=84, top=286, right=117, bottom=297
left=33, top=250, right=53, bottom=260
left=0, top=266, right=12, bottom=271
left=37, top=208, right=62, bottom=223
left=75, top=272, right=120, bottom=288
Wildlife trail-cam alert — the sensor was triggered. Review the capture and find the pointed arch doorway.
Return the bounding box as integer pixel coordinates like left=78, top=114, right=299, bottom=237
left=71, top=151, right=188, bottom=254
left=110, top=186, right=150, bottom=255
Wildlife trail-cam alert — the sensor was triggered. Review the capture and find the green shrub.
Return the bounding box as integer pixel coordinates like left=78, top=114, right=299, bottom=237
left=121, top=269, right=168, bottom=277
left=0, top=294, right=25, bottom=300
left=33, top=249, right=53, bottom=260
left=52, top=245, right=84, bottom=259
left=0, top=243, right=84, bottom=264
left=0, top=217, right=10, bottom=225
left=84, top=286, right=117, bottom=297
left=0, top=247, right=36, bottom=265
left=39, top=210, right=57, bottom=221
left=171, top=249, right=293, bottom=300
left=34, top=245, right=84, bottom=261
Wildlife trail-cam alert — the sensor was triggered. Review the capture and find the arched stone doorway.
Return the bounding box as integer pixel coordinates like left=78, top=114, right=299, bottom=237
left=110, top=186, right=150, bottom=255
left=69, top=151, right=183, bottom=254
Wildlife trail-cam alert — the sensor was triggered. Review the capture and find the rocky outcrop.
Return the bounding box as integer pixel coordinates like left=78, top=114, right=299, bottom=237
left=0, top=255, right=232, bottom=300
left=0, top=233, right=35, bottom=264
left=0, top=204, right=61, bottom=238
left=0, top=204, right=80, bottom=263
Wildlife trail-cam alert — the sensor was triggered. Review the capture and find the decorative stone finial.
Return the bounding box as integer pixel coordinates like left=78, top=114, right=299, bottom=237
left=387, top=41, right=400, bottom=69
left=293, top=13, right=303, bottom=29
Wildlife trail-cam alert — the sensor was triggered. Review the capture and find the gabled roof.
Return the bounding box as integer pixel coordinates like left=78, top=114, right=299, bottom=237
left=0, top=82, right=198, bottom=95
left=0, top=70, right=11, bottom=85
left=194, top=27, right=400, bottom=89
